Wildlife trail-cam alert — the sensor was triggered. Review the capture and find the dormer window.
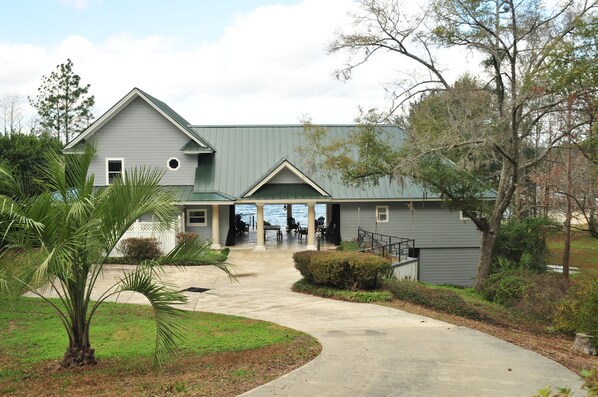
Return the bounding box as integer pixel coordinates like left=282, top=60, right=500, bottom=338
left=106, top=158, right=124, bottom=184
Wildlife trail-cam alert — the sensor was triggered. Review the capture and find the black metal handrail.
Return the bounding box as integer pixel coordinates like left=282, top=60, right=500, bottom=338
left=357, top=227, right=415, bottom=262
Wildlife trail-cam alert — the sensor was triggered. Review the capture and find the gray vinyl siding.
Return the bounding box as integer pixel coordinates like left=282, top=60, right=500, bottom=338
left=418, top=248, right=480, bottom=287
left=339, top=201, right=481, bottom=248
left=184, top=205, right=229, bottom=245
left=339, top=201, right=480, bottom=286
left=88, top=97, right=197, bottom=186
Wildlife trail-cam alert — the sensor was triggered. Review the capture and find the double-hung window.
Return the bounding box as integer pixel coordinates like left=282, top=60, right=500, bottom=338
left=376, top=206, right=389, bottom=222
left=186, top=209, right=207, bottom=226
left=106, top=158, right=124, bottom=184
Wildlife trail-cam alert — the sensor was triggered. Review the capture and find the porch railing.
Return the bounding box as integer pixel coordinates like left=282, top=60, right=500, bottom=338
left=357, top=227, right=419, bottom=280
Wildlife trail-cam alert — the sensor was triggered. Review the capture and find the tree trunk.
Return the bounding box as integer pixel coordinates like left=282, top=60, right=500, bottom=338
left=514, top=184, right=522, bottom=220
left=563, top=197, right=572, bottom=283
left=474, top=228, right=498, bottom=290
left=572, top=333, right=597, bottom=356
left=61, top=345, right=96, bottom=368
left=562, top=109, right=573, bottom=284
left=60, top=321, right=96, bottom=368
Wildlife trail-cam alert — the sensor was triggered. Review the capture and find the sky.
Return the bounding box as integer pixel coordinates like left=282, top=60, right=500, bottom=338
left=0, top=0, right=474, bottom=126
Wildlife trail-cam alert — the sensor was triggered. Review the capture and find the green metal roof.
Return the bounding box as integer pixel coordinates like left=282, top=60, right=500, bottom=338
left=240, top=157, right=330, bottom=198
left=172, top=186, right=235, bottom=202
left=139, top=89, right=216, bottom=152
left=190, top=125, right=439, bottom=201
left=248, top=183, right=327, bottom=200
left=181, top=140, right=215, bottom=153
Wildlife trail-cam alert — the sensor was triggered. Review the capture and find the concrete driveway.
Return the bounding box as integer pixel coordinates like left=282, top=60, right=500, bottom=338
left=96, top=250, right=583, bottom=397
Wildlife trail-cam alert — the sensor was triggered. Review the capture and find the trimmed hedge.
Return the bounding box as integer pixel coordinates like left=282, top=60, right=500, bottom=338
left=293, top=250, right=391, bottom=291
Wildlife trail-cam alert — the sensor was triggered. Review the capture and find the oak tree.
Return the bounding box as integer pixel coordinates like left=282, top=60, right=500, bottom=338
left=308, top=0, right=597, bottom=289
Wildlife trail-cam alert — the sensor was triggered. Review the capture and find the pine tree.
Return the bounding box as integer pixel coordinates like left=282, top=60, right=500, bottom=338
left=29, top=59, right=95, bottom=143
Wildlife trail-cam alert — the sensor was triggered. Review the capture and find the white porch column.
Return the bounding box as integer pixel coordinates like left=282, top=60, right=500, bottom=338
left=307, top=202, right=316, bottom=250
left=255, top=203, right=266, bottom=251
left=211, top=205, right=221, bottom=249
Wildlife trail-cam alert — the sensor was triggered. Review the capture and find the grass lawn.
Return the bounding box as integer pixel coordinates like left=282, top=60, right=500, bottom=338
left=548, top=231, right=598, bottom=278
left=0, top=297, right=321, bottom=397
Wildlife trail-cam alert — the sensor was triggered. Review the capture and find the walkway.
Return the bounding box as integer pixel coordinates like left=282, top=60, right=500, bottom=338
left=97, top=250, right=583, bottom=397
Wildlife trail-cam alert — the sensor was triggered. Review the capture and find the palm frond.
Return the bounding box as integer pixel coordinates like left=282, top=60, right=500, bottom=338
left=93, top=167, right=178, bottom=254
left=110, top=266, right=188, bottom=366
left=1, top=145, right=232, bottom=366
left=0, top=267, right=9, bottom=294
left=157, top=237, right=232, bottom=278
left=0, top=195, right=45, bottom=238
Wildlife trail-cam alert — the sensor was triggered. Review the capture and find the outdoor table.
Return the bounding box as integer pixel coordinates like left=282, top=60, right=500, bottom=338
left=264, top=225, right=282, bottom=241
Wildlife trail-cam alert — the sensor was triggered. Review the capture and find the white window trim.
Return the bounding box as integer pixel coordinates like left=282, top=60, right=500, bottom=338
left=167, top=157, right=180, bottom=171
left=376, top=206, right=389, bottom=223
left=186, top=208, right=207, bottom=226
left=105, top=158, right=125, bottom=185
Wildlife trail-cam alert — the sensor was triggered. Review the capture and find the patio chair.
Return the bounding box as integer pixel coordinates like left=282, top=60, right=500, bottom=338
left=296, top=223, right=308, bottom=240
left=287, top=216, right=299, bottom=233
left=235, top=214, right=249, bottom=235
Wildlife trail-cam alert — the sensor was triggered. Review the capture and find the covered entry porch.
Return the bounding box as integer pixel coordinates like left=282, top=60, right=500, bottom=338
left=230, top=201, right=340, bottom=251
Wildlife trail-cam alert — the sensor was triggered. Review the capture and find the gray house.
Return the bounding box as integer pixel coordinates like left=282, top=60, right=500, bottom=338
left=64, top=88, right=484, bottom=286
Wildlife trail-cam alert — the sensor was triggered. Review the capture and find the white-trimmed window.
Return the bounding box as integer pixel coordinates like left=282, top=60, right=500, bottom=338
left=167, top=157, right=180, bottom=171
left=106, top=158, right=124, bottom=184
left=376, top=206, right=389, bottom=222
left=186, top=209, right=207, bottom=226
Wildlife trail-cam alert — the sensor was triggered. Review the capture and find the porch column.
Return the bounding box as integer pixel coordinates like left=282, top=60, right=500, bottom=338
left=211, top=205, right=221, bottom=249
left=306, top=202, right=316, bottom=250
left=286, top=204, right=292, bottom=219
left=326, top=204, right=331, bottom=226
left=255, top=203, right=266, bottom=251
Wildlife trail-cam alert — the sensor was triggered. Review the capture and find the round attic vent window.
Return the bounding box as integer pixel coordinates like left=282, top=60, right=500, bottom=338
left=167, top=158, right=180, bottom=170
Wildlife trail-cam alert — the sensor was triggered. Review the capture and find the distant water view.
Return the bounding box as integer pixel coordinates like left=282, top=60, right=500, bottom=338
left=236, top=204, right=327, bottom=229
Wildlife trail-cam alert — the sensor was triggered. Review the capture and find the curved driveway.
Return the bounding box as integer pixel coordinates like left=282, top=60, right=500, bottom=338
left=100, top=250, right=583, bottom=397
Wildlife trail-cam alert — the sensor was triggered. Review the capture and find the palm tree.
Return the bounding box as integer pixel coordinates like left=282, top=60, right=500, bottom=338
left=0, top=147, right=228, bottom=368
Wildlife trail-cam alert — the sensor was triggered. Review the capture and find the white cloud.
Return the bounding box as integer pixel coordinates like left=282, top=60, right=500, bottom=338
left=0, top=0, right=482, bottom=127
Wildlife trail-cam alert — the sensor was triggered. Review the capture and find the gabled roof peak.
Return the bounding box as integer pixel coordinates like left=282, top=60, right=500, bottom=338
left=64, top=88, right=214, bottom=152
left=241, top=158, right=330, bottom=198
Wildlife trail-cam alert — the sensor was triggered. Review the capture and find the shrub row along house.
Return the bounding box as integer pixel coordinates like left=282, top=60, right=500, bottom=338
left=63, top=88, right=486, bottom=286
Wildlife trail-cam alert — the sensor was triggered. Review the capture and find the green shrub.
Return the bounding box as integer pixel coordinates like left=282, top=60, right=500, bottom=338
left=292, top=251, right=320, bottom=283
left=555, top=280, right=598, bottom=340
left=117, top=237, right=162, bottom=262
left=338, top=240, right=360, bottom=251
left=383, top=279, right=487, bottom=320
left=176, top=232, right=200, bottom=244
left=293, top=279, right=392, bottom=302
left=513, top=272, right=567, bottom=322
left=482, top=270, right=531, bottom=306
left=292, top=251, right=391, bottom=290
left=493, top=216, right=557, bottom=273
left=482, top=270, right=567, bottom=322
